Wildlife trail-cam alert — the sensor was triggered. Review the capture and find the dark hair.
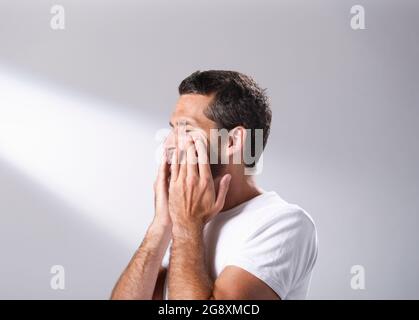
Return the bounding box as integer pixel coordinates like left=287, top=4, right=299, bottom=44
left=178, top=70, right=272, bottom=167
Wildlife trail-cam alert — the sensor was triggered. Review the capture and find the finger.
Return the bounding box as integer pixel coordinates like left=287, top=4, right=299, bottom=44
left=158, top=150, right=170, bottom=185
left=214, top=174, right=232, bottom=213
left=170, top=147, right=179, bottom=182
left=188, top=127, right=208, bottom=146
left=194, top=136, right=211, bottom=178
left=177, top=119, right=187, bottom=164
left=174, top=122, right=180, bottom=164
left=187, top=136, right=198, bottom=177
left=179, top=135, right=194, bottom=179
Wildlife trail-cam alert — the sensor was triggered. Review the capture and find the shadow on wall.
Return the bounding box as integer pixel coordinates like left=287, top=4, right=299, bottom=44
left=0, top=157, right=131, bottom=299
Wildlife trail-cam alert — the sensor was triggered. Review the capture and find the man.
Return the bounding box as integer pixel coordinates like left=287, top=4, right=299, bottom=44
left=111, top=70, right=317, bottom=300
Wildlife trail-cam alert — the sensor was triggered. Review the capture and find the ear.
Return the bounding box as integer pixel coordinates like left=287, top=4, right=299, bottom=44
left=227, top=126, right=247, bottom=163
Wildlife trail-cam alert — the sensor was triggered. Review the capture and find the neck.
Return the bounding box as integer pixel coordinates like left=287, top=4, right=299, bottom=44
left=221, top=165, right=263, bottom=212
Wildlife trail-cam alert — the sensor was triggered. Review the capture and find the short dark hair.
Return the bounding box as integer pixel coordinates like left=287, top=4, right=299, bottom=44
left=178, top=70, right=272, bottom=167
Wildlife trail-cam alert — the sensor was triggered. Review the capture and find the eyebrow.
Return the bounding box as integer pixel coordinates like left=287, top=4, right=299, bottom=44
left=169, top=119, right=196, bottom=128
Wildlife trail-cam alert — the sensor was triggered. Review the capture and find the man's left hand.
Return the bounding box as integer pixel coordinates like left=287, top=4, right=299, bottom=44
left=168, top=134, right=231, bottom=236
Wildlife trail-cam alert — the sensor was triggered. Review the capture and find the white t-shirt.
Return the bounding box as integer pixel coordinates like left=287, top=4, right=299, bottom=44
left=161, top=191, right=318, bottom=300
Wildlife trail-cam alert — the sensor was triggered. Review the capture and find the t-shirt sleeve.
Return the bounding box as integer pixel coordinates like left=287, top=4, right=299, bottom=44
left=161, top=241, right=171, bottom=268
left=224, top=208, right=318, bottom=299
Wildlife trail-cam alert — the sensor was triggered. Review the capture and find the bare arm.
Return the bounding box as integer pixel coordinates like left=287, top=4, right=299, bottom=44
left=168, top=226, right=212, bottom=299
left=111, top=224, right=170, bottom=300
left=168, top=224, right=279, bottom=300
left=167, top=134, right=279, bottom=300
left=111, top=150, right=171, bottom=300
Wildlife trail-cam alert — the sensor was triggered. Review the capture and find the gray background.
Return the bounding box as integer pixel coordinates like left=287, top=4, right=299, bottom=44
left=0, top=0, right=418, bottom=299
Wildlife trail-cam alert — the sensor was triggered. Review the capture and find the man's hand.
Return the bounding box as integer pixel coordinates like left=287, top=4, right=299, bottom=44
left=152, top=150, right=172, bottom=230
left=166, top=132, right=231, bottom=299
left=111, top=152, right=172, bottom=300
left=165, top=130, right=280, bottom=300
left=168, top=134, right=231, bottom=236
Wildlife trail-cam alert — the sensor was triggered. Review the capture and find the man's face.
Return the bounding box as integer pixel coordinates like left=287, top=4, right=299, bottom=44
left=166, top=94, right=225, bottom=178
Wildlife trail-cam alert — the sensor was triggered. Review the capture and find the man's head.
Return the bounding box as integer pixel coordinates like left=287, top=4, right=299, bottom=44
left=168, top=70, right=272, bottom=177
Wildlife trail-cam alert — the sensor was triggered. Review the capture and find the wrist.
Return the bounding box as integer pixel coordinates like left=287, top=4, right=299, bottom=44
left=148, top=220, right=172, bottom=237
left=172, top=221, right=204, bottom=240
left=151, top=214, right=172, bottom=228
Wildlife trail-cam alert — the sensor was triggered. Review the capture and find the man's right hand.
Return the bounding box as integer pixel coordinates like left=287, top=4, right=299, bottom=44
left=152, top=150, right=172, bottom=230
left=111, top=150, right=172, bottom=300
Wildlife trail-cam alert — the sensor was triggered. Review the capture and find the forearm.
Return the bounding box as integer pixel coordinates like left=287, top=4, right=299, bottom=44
left=168, top=225, right=213, bottom=300
left=111, top=223, right=171, bottom=300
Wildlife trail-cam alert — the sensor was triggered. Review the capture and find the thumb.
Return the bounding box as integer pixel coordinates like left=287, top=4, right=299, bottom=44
left=214, top=174, right=232, bottom=213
